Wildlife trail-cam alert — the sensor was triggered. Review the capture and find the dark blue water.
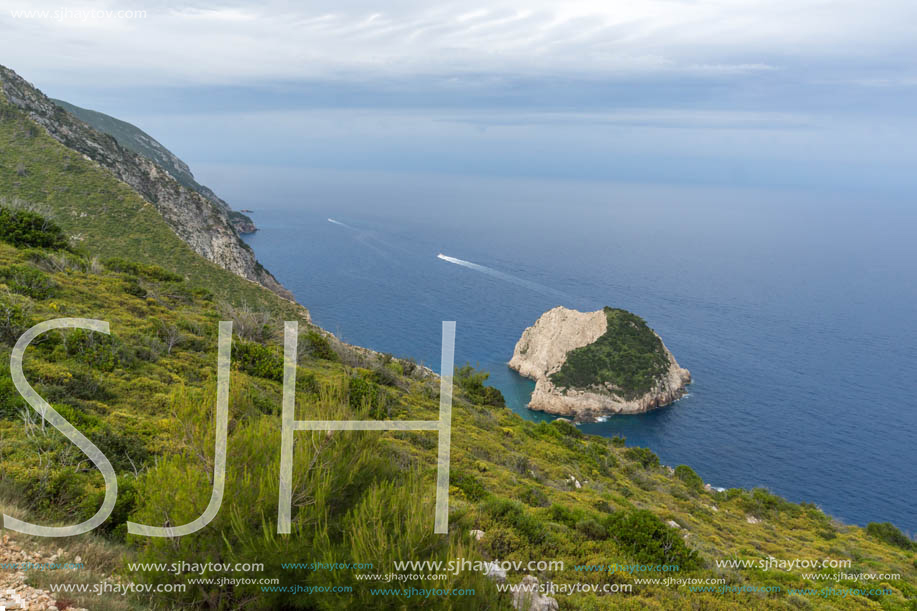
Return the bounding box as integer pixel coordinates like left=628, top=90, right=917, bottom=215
left=237, top=169, right=917, bottom=534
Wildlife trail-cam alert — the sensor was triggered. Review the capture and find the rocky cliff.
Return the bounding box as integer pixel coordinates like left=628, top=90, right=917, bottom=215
left=509, top=306, right=691, bottom=422
left=52, top=98, right=258, bottom=235
left=0, top=65, right=289, bottom=298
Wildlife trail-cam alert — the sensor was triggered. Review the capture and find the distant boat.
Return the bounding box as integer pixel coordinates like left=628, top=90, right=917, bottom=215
left=240, top=209, right=254, bottom=213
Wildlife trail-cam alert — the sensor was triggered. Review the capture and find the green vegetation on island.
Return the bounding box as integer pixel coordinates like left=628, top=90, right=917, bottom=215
left=550, top=307, right=670, bottom=398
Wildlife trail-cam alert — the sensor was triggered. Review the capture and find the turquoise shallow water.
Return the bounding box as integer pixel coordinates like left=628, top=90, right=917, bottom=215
left=238, top=170, right=917, bottom=534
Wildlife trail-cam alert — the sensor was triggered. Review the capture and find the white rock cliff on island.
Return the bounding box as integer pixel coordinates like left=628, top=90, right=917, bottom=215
left=509, top=306, right=691, bottom=422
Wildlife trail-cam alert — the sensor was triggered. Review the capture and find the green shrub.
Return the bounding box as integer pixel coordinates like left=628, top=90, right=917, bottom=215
left=484, top=497, right=546, bottom=544
left=519, top=486, right=550, bottom=507
left=455, top=364, right=506, bottom=407
left=349, top=375, right=377, bottom=408
left=370, top=365, right=399, bottom=387
left=549, top=418, right=584, bottom=438
left=452, top=470, right=488, bottom=501
left=606, top=509, right=698, bottom=569
left=625, top=446, right=660, bottom=469
left=0, top=292, right=31, bottom=345
left=0, top=206, right=68, bottom=250
left=0, top=370, right=25, bottom=419
left=577, top=517, right=608, bottom=540
left=548, top=503, right=582, bottom=528
left=866, top=522, right=916, bottom=551
left=102, top=257, right=183, bottom=282
left=483, top=527, right=523, bottom=558
left=740, top=488, right=800, bottom=518
left=674, top=465, right=703, bottom=490
left=303, top=330, right=338, bottom=361
left=0, top=264, right=55, bottom=299
left=297, top=370, right=319, bottom=395
left=232, top=340, right=284, bottom=381
left=63, top=328, right=133, bottom=372
left=122, top=277, right=146, bottom=298
left=816, top=528, right=837, bottom=540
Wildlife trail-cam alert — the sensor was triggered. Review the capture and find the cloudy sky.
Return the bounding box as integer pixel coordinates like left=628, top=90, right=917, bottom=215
left=2, top=0, right=916, bottom=191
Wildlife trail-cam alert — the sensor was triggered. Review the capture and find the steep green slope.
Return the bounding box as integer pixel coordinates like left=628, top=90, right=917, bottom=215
left=0, top=94, right=298, bottom=315
left=51, top=98, right=256, bottom=233
left=0, top=208, right=914, bottom=610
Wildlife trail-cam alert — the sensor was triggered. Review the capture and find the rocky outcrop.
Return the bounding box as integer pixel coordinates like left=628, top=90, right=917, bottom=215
left=0, top=65, right=287, bottom=298
left=509, top=306, right=691, bottom=422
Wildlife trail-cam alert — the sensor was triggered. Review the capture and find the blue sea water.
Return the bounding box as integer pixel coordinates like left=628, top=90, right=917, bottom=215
left=236, top=169, right=917, bottom=534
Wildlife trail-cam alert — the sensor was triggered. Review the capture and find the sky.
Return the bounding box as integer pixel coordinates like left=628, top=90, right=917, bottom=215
left=1, top=0, right=916, bottom=192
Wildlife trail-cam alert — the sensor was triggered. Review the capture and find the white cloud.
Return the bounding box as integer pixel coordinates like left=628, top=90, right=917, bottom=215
left=1, top=0, right=915, bottom=89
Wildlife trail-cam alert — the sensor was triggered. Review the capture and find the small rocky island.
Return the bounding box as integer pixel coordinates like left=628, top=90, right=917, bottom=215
left=509, top=306, right=691, bottom=422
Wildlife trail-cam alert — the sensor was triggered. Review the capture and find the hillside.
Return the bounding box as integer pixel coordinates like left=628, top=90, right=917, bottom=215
left=0, top=82, right=299, bottom=314
left=0, top=65, right=284, bottom=298
left=52, top=99, right=257, bottom=235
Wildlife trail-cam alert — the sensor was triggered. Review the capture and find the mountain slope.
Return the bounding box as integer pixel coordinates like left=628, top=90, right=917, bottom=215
left=52, top=98, right=257, bottom=234
left=0, top=86, right=301, bottom=315
left=0, top=65, right=287, bottom=298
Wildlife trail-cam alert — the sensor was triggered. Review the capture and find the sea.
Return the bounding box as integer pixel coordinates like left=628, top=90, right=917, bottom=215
left=234, top=168, right=916, bottom=534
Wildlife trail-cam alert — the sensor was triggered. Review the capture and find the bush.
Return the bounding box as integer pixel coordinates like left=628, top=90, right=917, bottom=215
left=866, top=522, right=916, bottom=551
left=455, top=364, right=506, bottom=407
left=122, top=277, right=146, bottom=298
left=484, top=497, right=546, bottom=544
left=519, top=486, right=549, bottom=507
left=303, top=329, right=338, bottom=361
left=0, top=370, right=25, bottom=420
left=218, top=302, right=276, bottom=344
left=0, top=292, right=31, bottom=345
left=232, top=340, right=284, bottom=381
left=483, top=527, right=522, bottom=558
left=63, top=328, right=133, bottom=372
left=549, top=418, right=584, bottom=438
left=370, top=365, right=399, bottom=387
left=606, top=509, right=699, bottom=569
left=740, top=488, right=800, bottom=518
left=349, top=375, right=377, bottom=408
left=0, top=206, right=68, bottom=250
left=0, top=265, right=55, bottom=299
left=577, top=517, right=608, bottom=540
left=102, top=257, right=183, bottom=282
left=674, top=465, right=703, bottom=490
left=452, top=470, right=488, bottom=501
left=548, top=503, right=580, bottom=528
left=625, top=447, right=660, bottom=469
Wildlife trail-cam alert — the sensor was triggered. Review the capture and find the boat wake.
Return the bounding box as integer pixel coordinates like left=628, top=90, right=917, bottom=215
left=328, top=218, right=355, bottom=230
left=436, top=253, right=570, bottom=299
